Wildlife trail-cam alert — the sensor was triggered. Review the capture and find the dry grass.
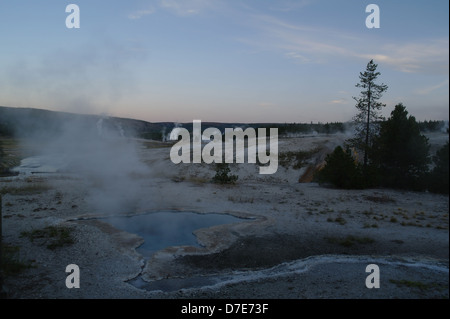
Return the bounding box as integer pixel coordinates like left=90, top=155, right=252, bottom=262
left=325, top=235, right=375, bottom=247
left=0, top=183, right=52, bottom=195
left=389, top=279, right=448, bottom=292
left=364, top=194, right=396, bottom=203
left=327, top=216, right=347, bottom=225
left=20, top=226, right=75, bottom=250
left=0, top=243, right=35, bottom=276
left=228, top=196, right=254, bottom=203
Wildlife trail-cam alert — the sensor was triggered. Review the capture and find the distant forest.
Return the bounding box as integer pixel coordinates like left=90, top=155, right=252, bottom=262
left=0, top=106, right=448, bottom=140
left=254, top=121, right=447, bottom=135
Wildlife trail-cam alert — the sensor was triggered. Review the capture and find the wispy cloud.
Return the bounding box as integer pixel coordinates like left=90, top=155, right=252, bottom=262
left=268, top=0, right=314, bottom=12
left=159, top=0, right=217, bottom=16
left=241, top=14, right=359, bottom=64
left=129, top=0, right=219, bottom=20
left=241, top=13, right=449, bottom=75
left=330, top=98, right=348, bottom=105
left=285, top=51, right=310, bottom=64
left=358, top=39, right=449, bottom=75
left=128, top=8, right=155, bottom=20
left=415, top=79, right=449, bottom=95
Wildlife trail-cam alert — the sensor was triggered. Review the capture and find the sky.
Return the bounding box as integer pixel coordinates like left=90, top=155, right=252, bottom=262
left=0, top=0, right=448, bottom=123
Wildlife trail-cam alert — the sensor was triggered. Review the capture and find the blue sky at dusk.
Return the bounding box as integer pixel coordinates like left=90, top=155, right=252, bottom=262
left=0, top=0, right=448, bottom=123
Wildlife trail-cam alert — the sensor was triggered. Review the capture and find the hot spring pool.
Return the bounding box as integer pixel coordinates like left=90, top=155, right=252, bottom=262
left=105, top=211, right=245, bottom=257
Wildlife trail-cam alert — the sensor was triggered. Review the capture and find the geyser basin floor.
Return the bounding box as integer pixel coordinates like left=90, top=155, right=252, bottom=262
left=2, top=133, right=448, bottom=298
left=105, top=211, right=246, bottom=258
left=128, top=255, right=449, bottom=294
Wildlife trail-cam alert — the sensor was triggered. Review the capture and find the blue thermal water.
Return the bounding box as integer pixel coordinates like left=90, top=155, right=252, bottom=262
left=105, top=211, right=250, bottom=292
left=105, top=211, right=243, bottom=257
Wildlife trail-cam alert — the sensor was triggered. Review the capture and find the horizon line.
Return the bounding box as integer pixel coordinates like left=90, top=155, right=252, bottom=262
left=1, top=105, right=448, bottom=125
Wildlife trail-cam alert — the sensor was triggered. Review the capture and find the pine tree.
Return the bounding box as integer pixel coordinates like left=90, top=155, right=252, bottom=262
left=315, top=146, right=364, bottom=189
left=371, top=103, right=430, bottom=190
left=349, top=60, right=388, bottom=169
left=428, top=142, right=449, bottom=194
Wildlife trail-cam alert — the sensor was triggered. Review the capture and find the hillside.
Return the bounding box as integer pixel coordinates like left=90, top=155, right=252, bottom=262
left=0, top=106, right=173, bottom=140
left=1, top=106, right=331, bottom=140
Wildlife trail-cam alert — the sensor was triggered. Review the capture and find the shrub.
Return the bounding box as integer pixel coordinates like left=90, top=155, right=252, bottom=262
left=315, top=146, right=365, bottom=189
left=212, top=163, right=238, bottom=184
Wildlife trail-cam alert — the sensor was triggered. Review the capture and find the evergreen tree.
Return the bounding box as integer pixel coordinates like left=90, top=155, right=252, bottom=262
left=428, top=142, right=449, bottom=194
left=348, top=60, right=388, bottom=169
left=315, top=146, right=364, bottom=189
left=372, top=104, right=430, bottom=190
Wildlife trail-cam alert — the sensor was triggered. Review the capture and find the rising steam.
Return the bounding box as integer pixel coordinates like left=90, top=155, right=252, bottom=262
left=15, top=114, right=152, bottom=215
